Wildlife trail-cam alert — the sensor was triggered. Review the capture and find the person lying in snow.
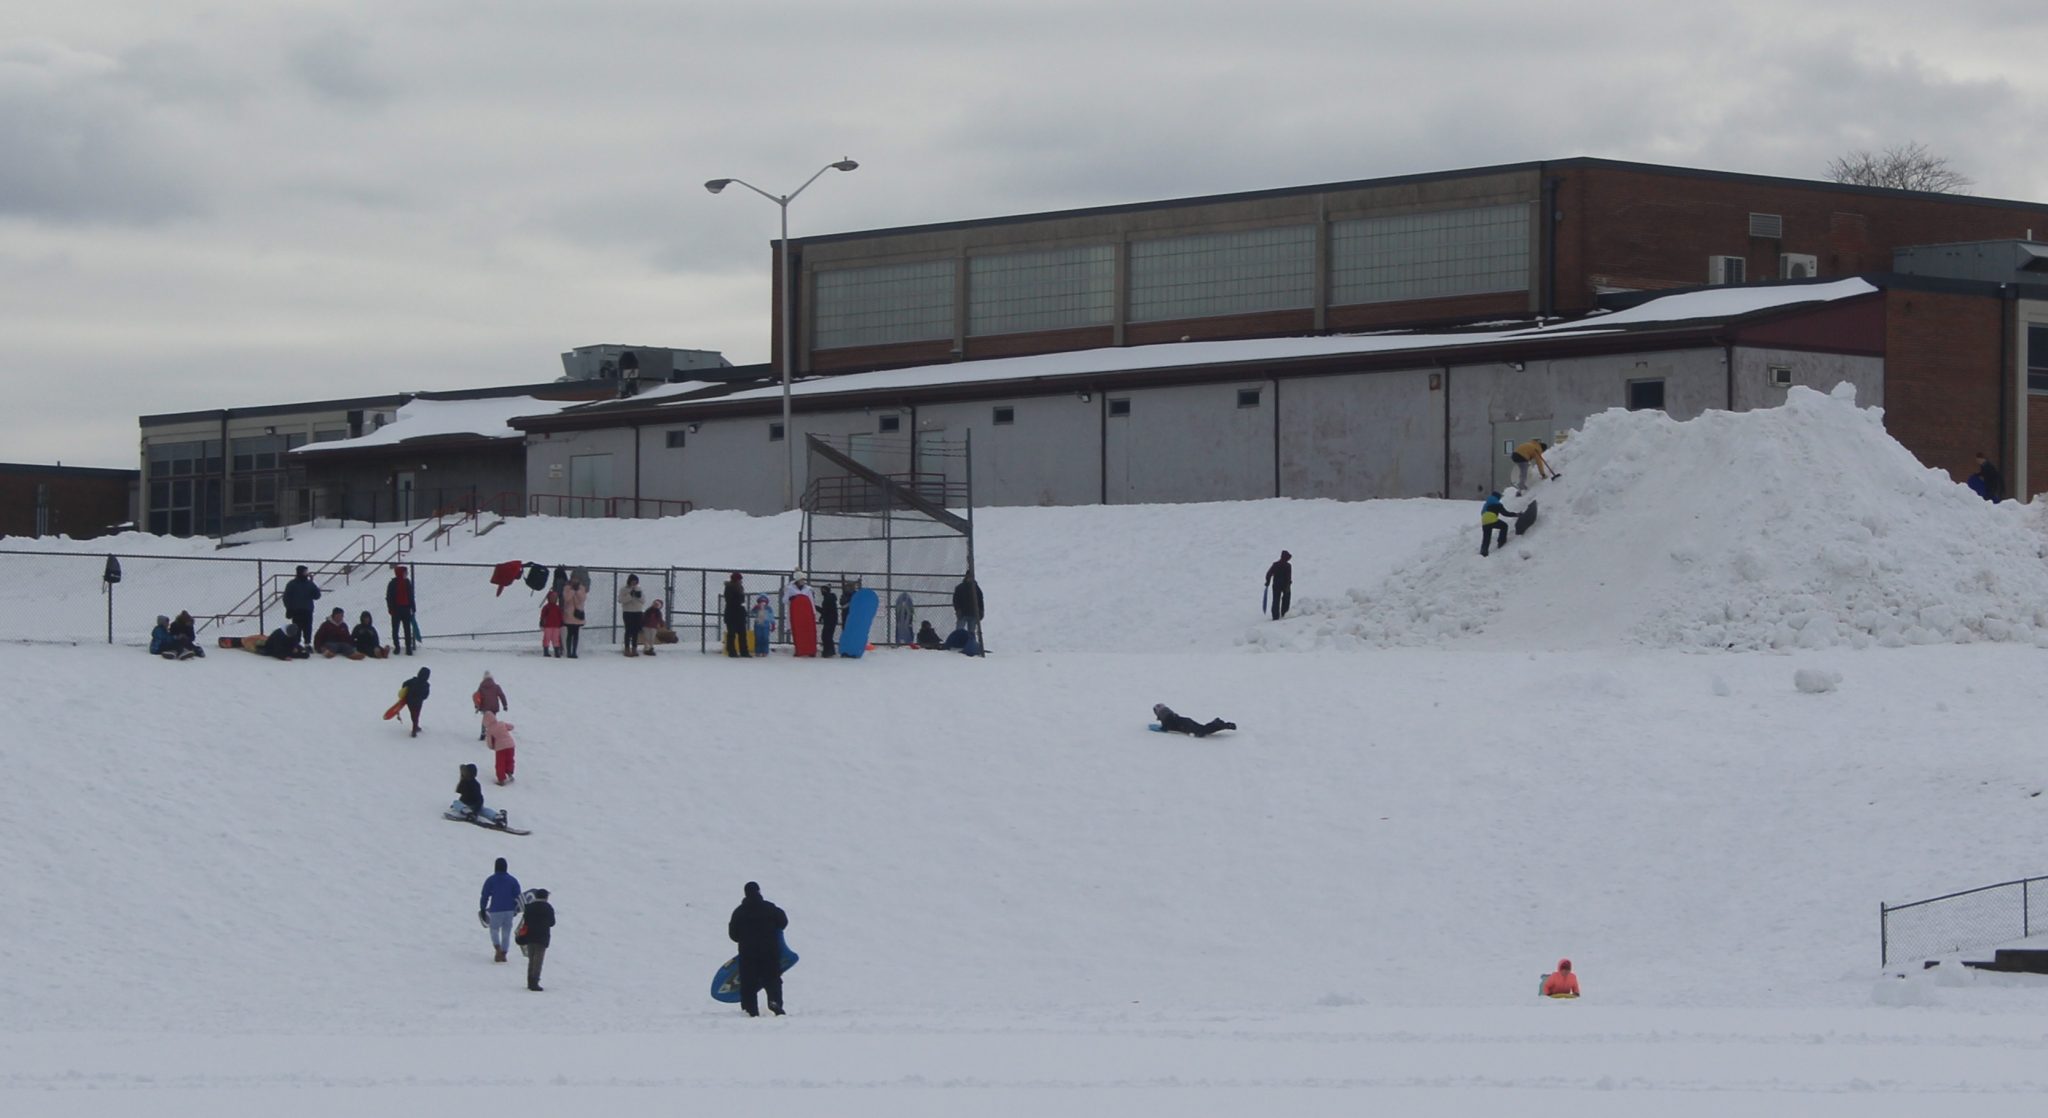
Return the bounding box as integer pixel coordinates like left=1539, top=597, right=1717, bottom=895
left=1152, top=704, right=1236, bottom=737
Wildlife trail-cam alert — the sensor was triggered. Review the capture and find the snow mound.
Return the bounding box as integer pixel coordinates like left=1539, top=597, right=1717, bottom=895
left=1255, top=384, right=2048, bottom=651
left=1793, top=667, right=1842, bottom=694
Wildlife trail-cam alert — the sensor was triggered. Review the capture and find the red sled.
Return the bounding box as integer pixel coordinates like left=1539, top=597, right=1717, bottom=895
left=790, top=595, right=818, bottom=657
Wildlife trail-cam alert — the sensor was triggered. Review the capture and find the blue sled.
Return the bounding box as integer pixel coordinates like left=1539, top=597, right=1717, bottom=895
left=838, top=588, right=879, bottom=658
left=711, top=935, right=799, bottom=1003
left=1147, top=723, right=1166, bottom=733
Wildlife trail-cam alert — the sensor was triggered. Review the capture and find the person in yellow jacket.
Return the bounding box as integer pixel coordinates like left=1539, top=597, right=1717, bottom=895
left=1511, top=440, right=1553, bottom=489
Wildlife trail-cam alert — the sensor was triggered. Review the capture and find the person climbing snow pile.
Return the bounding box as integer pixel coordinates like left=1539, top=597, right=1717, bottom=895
left=1510, top=439, right=1554, bottom=488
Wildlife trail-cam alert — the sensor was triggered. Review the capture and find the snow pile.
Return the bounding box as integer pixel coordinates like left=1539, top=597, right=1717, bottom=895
left=1255, top=384, right=2048, bottom=651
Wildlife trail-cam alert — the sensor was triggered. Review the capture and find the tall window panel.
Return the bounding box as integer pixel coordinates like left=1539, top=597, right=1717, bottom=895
left=967, top=245, right=1115, bottom=336
left=1330, top=204, right=1530, bottom=306
left=813, top=260, right=957, bottom=350
left=1129, top=226, right=1315, bottom=323
left=2028, top=323, right=2048, bottom=393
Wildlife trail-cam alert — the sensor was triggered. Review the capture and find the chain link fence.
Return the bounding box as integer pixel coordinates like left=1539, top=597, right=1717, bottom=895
left=1881, top=877, right=2047, bottom=965
left=0, top=549, right=964, bottom=655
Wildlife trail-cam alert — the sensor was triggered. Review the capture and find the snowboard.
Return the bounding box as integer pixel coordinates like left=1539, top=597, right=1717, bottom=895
left=443, top=804, right=530, bottom=835
left=838, top=588, right=879, bottom=658
left=710, top=936, right=800, bottom=1003
left=790, top=594, right=818, bottom=657
left=1514, top=499, right=1539, bottom=536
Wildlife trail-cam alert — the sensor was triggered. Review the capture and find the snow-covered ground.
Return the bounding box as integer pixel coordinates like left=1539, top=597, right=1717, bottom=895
left=7, top=387, right=2048, bottom=1114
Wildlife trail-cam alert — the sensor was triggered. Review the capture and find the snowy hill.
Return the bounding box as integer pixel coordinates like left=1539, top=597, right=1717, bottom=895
left=8, top=388, right=2048, bottom=1112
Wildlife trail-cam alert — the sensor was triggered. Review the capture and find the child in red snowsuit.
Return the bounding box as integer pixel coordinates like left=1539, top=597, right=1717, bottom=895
left=539, top=592, right=564, bottom=658
left=482, top=710, right=517, bottom=785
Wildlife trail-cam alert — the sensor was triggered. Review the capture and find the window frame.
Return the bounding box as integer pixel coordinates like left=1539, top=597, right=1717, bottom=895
left=991, top=406, right=1016, bottom=426
left=1626, top=377, right=1667, bottom=412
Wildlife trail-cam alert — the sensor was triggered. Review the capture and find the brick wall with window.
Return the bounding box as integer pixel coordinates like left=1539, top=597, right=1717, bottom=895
left=1881, top=288, right=2004, bottom=489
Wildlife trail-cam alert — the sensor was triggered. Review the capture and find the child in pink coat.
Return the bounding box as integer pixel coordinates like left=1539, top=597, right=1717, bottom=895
left=482, top=710, right=517, bottom=785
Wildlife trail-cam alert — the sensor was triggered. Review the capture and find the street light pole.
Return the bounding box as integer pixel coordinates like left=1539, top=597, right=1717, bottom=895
left=705, top=159, right=860, bottom=511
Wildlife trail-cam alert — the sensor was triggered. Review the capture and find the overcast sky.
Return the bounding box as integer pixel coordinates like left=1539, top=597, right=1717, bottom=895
left=6, top=0, right=2045, bottom=468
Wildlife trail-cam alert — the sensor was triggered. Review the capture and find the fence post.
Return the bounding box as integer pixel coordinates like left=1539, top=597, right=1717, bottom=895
left=2026, top=880, right=2032, bottom=940
left=256, top=559, right=267, bottom=632
left=1880, top=903, right=1888, bottom=967
left=700, top=569, right=708, bottom=654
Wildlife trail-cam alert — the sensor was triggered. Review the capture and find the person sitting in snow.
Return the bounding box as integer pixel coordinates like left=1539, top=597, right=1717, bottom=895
left=1152, top=703, right=1236, bottom=737
left=259, top=624, right=305, bottom=660
left=452, top=762, right=506, bottom=826
left=915, top=620, right=946, bottom=649
left=351, top=611, right=388, bottom=659
left=167, top=611, right=204, bottom=658
left=313, top=608, right=356, bottom=658
left=1541, top=958, right=1580, bottom=998
left=1479, top=491, right=1518, bottom=557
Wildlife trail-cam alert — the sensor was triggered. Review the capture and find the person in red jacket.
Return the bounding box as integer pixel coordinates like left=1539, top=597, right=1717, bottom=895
left=539, top=591, right=564, bottom=658
left=312, top=608, right=355, bottom=658
left=1542, top=958, right=1580, bottom=998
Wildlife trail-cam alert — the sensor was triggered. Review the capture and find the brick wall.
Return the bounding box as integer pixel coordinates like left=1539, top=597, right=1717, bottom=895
left=1880, top=289, right=2005, bottom=483
left=0, top=469, right=134, bottom=539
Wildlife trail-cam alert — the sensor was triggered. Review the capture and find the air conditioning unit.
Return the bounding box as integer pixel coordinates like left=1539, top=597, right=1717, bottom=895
left=1709, top=255, right=1746, bottom=285
left=1779, top=253, right=1818, bottom=280
left=1768, top=366, right=1793, bottom=388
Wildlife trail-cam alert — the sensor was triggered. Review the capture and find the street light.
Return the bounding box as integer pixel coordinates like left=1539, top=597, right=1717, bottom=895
left=705, top=157, right=860, bottom=511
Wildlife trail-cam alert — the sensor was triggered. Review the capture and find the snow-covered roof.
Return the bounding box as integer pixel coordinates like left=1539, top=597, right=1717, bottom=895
left=610, top=279, right=1878, bottom=413
left=291, top=395, right=575, bottom=453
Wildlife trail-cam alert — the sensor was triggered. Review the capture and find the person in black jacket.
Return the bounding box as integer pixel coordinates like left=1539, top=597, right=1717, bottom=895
left=728, top=881, right=789, bottom=1017
left=818, top=584, right=840, bottom=657
left=1263, top=550, right=1292, bottom=620
left=259, top=624, right=303, bottom=660
left=453, top=761, right=506, bottom=825
left=1153, top=703, right=1236, bottom=737
left=722, top=573, right=750, bottom=658
left=521, top=888, right=555, bottom=991
left=951, top=571, right=984, bottom=639
left=281, top=565, right=322, bottom=650
left=400, top=666, right=432, bottom=736
left=351, top=611, right=386, bottom=658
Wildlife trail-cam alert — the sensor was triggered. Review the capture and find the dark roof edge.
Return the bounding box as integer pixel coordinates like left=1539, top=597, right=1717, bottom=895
left=140, top=380, right=621, bottom=428
left=790, top=157, right=2048, bottom=248
left=0, top=462, right=140, bottom=478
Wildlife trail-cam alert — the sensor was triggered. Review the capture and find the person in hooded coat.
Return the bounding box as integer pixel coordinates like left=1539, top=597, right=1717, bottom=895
left=561, top=581, right=588, bottom=659
left=474, top=670, right=508, bottom=740
left=150, top=615, right=174, bottom=656
left=400, top=666, right=432, bottom=736
left=723, top=573, right=751, bottom=658
left=351, top=611, right=387, bottom=659
left=539, top=591, right=565, bottom=658
left=750, top=593, right=775, bottom=656
left=617, top=574, right=647, bottom=657
left=1264, top=550, right=1293, bottom=620
left=313, top=607, right=355, bottom=657
left=915, top=620, right=946, bottom=649
left=1152, top=703, right=1236, bottom=737
left=1479, top=491, right=1514, bottom=557
left=818, top=583, right=840, bottom=657
left=453, top=762, right=504, bottom=825
left=478, top=857, right=521, bottom=963
left=728, top=881, right=790, bottom=1017
left=521, top=888, right=555, bottom=991
left=386, top=564, right=418, bottom=655
left=1542, top=958, right=1580, bottom=998
left=168, top=611, right=203, bottom=658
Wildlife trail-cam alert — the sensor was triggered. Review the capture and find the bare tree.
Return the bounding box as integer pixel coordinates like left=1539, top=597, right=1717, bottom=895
left=1825, top=142, right=1974, bottom=193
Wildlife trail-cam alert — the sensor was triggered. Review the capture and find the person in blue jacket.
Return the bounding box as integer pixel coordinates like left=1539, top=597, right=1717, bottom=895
left=281, top=566, right=322, bottom=651
left=478, top=857, right=522, bottom=964
left=1479, top=491, right=1515, bottom=556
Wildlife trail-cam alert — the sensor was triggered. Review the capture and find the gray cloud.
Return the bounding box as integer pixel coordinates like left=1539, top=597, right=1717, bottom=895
left=287, top=27, right=394, bottom=105
left=0, top=39, right=204, bottom=223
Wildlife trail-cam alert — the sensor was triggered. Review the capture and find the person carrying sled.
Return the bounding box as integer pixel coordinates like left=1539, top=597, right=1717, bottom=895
left=386, top=564, right=419, bottom=656
left=479, top=857, right=521, bottom=963
left=1510, top=440, right=1554, bottom=489
left=539, top=591, right=565, bottom=658
left=313, top=608, right=355, bottom=658
left=728, top=881, right=790, bottom=1017
left=397, top=666, right=432, bottom=737
left=723, top=573, right=751, bottom=658
left=474, top=670, right=509, bottom=741
left=1264, top=550, right=1293, bottom=620
left=1542, top=958, right=1580, bottom=998
left=1479, top=491, right=1514, bottom=557
left=482, top=710, right=517, bottom=785
left=351, top=611, right=387, bottom=659
left=1152, top=703, right=1236, bottom=737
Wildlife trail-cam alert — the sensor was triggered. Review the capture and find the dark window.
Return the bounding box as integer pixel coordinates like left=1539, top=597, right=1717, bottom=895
left=879, top=414, right=901, bottom=433
left=2030, top=324, right=2048, bottom=393
left=992, top=406, right=1015, bottom=425
left=1108, top=398, right=1131, bottom=417
left=665, top=430, right=687, bottom=449
left=1237, top=388, right=1262, bottom=408
left=1627, top=379, right=1666, bottom=411
left=769, top=423, right=784, bottom=442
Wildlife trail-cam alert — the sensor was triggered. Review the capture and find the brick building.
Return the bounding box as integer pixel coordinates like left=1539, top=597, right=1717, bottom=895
left=0, top=463, right=137, bottom=539
left=772, top=157, right=2048, bottom=377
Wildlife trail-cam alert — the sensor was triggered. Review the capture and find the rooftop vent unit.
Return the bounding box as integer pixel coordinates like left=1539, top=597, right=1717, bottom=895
left=1709, top=255, right=1746, bottom=285
left=1749, top=213, right=1785, bottom=239
left=1780, top=253, right=1818, bottom=279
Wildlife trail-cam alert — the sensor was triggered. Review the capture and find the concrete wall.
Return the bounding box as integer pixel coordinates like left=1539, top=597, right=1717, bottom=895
left=1278, top=368, right=1444, bottom=498
left=1729, top=348, right=1882, bottom=412
left=1104, top=380, right=1276, bottom=504
left=915, top=395, right=1100, bottom=506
